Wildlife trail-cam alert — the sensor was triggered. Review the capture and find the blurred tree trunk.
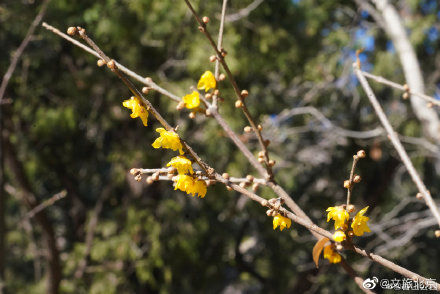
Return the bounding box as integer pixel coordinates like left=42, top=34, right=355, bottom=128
left=3, top=131, right=61, bottom=294
left=0, top=109, right=5, bottom=294
left=372, top=0, right=440, bottom=143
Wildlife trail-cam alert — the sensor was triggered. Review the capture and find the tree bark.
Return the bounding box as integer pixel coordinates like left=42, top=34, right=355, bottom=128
left=372, top=0, right=440, bottom=143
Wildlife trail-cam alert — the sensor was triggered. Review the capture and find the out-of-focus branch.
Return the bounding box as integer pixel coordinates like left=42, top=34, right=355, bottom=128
left=354, top=65, right=440, bottom=229
left=224, top=0, right=264, bottom=23
left=371, top=0, right=440, bottom=143
left=213, top=0, right=228, bottom=108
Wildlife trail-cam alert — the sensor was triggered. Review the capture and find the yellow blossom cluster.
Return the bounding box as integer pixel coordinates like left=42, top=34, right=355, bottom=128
left=272, top=214, right=291, bottom=231
left=122, top=96, right=149, bottom=126
left=174, top=174, right=207, bottom=198
left=324, top=205, right=371, bottom=264
left=152, top=128, right=184, bottom=155
left=181, top=71, right=216, bottom=110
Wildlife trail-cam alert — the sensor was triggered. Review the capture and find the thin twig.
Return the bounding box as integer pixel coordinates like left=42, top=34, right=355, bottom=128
left=184, top=0, right=274, bottom=180
left=346, top=155, right=360, bottom=207
left=354, top=65, right=440, bottom=229
left=362, top=71, right=440, bottom=108
left=213, top=0, right=228, bottom=108
left=20, top=190, right=67, bottom=222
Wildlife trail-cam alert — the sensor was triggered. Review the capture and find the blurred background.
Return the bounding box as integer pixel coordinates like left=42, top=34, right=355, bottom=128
left=1, top=0, right=440, bottom=293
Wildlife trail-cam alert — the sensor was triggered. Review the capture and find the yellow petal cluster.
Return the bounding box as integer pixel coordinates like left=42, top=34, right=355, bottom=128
left=323, top=245, right=341, bottom=264
left=152, top=128, right=183, bottom=155
left=351, top=206, right=371, bottom=236
left=197, top=71, right=216, bottom=92
left=122, top=96, right=148, bottom=126
left=273, top=214, right=292, bottom=231
left=326, top=206, right=349, bottom=230
left=167, top=156, right=193, bottom=175
left=333, top=230, right=346, bottom=242
left=182, top=91, right=200, bottom=109
left=174, top=175, right=207, bottom=198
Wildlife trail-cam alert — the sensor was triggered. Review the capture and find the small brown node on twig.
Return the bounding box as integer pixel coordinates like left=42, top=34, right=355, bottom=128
left=198, top=26, right=205, bottom=32
left=202, top=16, right=210, bottom=24
left=357, top=150, right=366, bottom=158
left=205, top=109, right=212, bottom=116
left=402, top=92, right=409, bottom=100
left=107, top=59, right=117, bottom=70
left=205, top=93, right=212, bottom=99
left=146, top=176, right=154, bottom=184
left=222, top=173, right=230, bottom=180
left=246, top=175, right=254, bottom=183
left=189, top=112, right=196, bottom=119
left=416, top=192, right=423, bottom=200
left=252, top=183, right=260, bottom=192
left=221, top=49, right=227, bottom=57
left=213, top=89, right=220, bottom=96
left=67, top=26, right=77, bottom=36
left=268, top=160, right=276, bottom=167
left=353, top=175, right=361, bottom=183
left=226, top=185, right=233, bottom=191
left=258, top=157, right=265, bottom=163
left=257, top=124, right=263, bottom=131
left=135, top=174, right=142, bottom=182
left=218, top=73, right=226, bottom=81
left=435, top=230, right=440, bottom=238
left=209, top=55, right=217, bottom=62
left=241, top=90, right=249, bottom=98
left=343, top=180, right=351, bottom=189
left=258, top=151, right=266, bottom=158
left=145, top=77, right=153, bottom=84
left=235, top=100, right=243, bottom=108
left=152, top=172, right=160, bottom=181
left=239, top=182, right=247, bottom=188
left=130, top=168, right=138, bottom=175
left=142, top=87, right=150, bottom=94
left=261, top=199, right=268, bottom=206
left=264, top=139, right=271, bottom=147
left=97, top=59, right=105, bottom=67
left=244, top=126, right=252, bottom=133
left=427, top=102, right=433, bottom=108
left=176, top=101, right=185, bottom=110
left=403, top=84, right=410, bottom=92
left=266, top=209, right=274, bottom=216
left=347, top=204, right=355, bottom=213
left=348, top=231, right=355, bottom=238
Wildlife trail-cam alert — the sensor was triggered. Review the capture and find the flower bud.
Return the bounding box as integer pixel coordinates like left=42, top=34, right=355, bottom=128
left=344, top=180, right=351, bottom=189
left=258, top=157, right=265, bottom=163
left=130, top=168, right=137, bottom=175
left=222, top=173, right=230, bottom=180
left=353, top=175, right=361, bottom=183
left=246, top=175, right=254, bottom=183
left=244, top=126, right=252, bottom=133
left=189, top=112, right=196, bottom=119
left=97, top=59, right=105, bottom=67
left=107, top=60, right=116, bottom=70
left=416, top=192, right=423, bottom=200
left=226, top=186, right=233, bottom=191
left=202, top=16, right=210, bottom=24
left=252, top=183, right=259, bottom=192
left=402, top=92, right=409, bottom=100
left=142, top=87, right=150, bottom=94
left=347, top=204, right=355, bottom=213
left=135, top=174, right=142, bottom=182
left=198, top=26, right=205, bottom=32
left=266, top=209, right=274, bottom=216
left=209, top=55, right=217, bottom=62
left=435, top=230, right=440, bottom=238
left=67, top=27, right=77, bottom=36
left=152, top=172, right=159, bottom=181
left=219, top=73, right=226, bottom=81
left=221, top=49, right=227, bottom=57
left=268, top=160, right=275, bottom=167
left=258, top=125, right=263, bottom=131
left=241, top=90, right=249, bottom=98
left=403, top=84, right=409, bottom=91
left=357, top=150, right=366, bottom=158
left=205, top=93, right=212, bottom=99
left=145, top=77, right=153, bottom=84
left=146, top=176, right=153, bottom=184
left=235, top=100, right=243, bottom=108
left=205, top=109, right=212, bottom=116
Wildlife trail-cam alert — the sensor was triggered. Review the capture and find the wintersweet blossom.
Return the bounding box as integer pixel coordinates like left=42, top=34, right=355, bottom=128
left=351, top=206, right=371, bottom=236
left=323, top=245, right=341, bottom=264
left=333, top=230, right=346, bottom=242
left=173, top=175, right=207, bottom=198
left=167, top=156, right=193, bottom=175
left=182, top=91, right=200, bottom=109
left=122, top=96, right=148, bottom=126
left=326, top=206, right=349, bottom=230
left=273, top=214, right=292, bottom=231
left=197, top=71, right=216, bottom=92
left=152, top=128, right=183, bottom=155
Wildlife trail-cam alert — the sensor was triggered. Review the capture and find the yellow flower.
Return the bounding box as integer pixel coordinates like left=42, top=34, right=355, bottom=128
left=152, top=128, right=183, bottom=155
left=197, top=71, right=216, bottom=92
left=167, top=156, right=193, bottom=175
left=326, top=206, right=349, bottom=230
left=323, top=245, right=341, bottom=264
left=122, top=96, right=148, bottom=126
left=273, top=214, right=292, bottom=231
left=173, top=175, right=207, bottom=198
left=182, top=91, right=200, bottom=109
left=351, top=206, right=371, bottom=236
left=333, top=230, right=346, bottom=242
